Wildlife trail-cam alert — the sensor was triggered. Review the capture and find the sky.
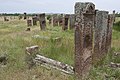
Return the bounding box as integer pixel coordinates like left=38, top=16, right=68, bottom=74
left=0, top=0, right=119, bottom=14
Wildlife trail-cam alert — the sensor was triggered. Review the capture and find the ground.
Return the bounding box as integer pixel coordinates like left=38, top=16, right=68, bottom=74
left=0, top=16, right=120, bottom=80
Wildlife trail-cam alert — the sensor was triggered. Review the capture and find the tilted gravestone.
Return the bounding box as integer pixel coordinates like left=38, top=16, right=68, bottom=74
left=53, top=14, right=59, bottom=26
left=62, top=14, right=70, bottom=30
left=93, top=11, right=108, bottom=62
left=69, top=14, right=75, bottom=29
left=39, top=13, right=46, bottom=30
left=75, top=2, right=95, bottom=79
left=27, top=19, right=32, bottom=27
left=32, top=16, right=38, bottom=26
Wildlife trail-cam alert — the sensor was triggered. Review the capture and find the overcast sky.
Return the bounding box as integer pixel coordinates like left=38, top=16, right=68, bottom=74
left=0, top=0, right=119, bottom=13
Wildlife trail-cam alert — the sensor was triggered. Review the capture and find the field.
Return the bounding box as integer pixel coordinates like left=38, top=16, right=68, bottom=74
left=0, top=16, right=120, bottom=80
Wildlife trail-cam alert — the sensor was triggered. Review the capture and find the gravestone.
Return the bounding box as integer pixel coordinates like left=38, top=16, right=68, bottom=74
left=49, top=18, right=52, bottom=24
left=53, top=14, right=59, bottom=26
left=24, top=12, right=27, bottom=19
left=62, top=14, right=69, bottom=30
left=18, top=15, right=22, bottom=20
left=106, top=14, right=114, bottom=52
left=58, top=14, right=64, bottom=26
left=27, top=19, right=32, bottom=27
left=113, top=10, right=116, bottom=22
left=75, top=2, right=95, bottom=79
left=47, top=15, right=52, bottom=24
left=69, top=14, right=75, bottom=29
left=32, top=16, right=37, bottom=26
left=4, top=17, right=9, bottom=21
left=93, top=11, right=108, bottom=62
left=39, top=13, right=46, bottom=30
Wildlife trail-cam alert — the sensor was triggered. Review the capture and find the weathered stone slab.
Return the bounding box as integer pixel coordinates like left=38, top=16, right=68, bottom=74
left=49, top=18, right=52, bottom=24
left=39, top=13, right=46, bottom=30
left=53, top=14, right=59, bottom=26
left=4, top=17, right=9, bottom=21
left=27, top=19, right=32, bottom=27
left=25, top=45, right=39, bottom=69
left=75, top=2, right=95, bottom=79
left=18, top=15, right=22, bottom=20
left=62, top=14, right=70, bottom=30
left=94, top=11, right=108, bottom=62
left=58, top=14, right=64, bottom=26
left=32, top=16, right=37, bottom=26
left=69, top=14, right=75, bottom=29
left=106, top=14, right=114, bottom=52
left=24, top=12, right=27, bottom=19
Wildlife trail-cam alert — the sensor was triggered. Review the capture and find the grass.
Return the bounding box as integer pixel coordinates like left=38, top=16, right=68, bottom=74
left=0, top=16, right=120, bottom=80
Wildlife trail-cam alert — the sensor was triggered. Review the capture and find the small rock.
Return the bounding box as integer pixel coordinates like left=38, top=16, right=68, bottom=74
left=0, top=54, right=8, bottom=65
left=26, top=27, right=31, bottom=31
left=26, top=45, right=39, bottom=54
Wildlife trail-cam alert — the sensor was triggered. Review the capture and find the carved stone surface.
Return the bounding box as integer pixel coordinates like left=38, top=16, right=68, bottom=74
left=27, top=19, right=32, bottom=27
left=94, top=11, right=108, bottom=62
left=53, top=14, right=58, bottom=26
left=62, top=14, right=70, bottom=30
left=75, top=2, right=95, bottom=79
left=69, top=14, right=75, bottom=29
left=39, top=13, right=46, bottom=30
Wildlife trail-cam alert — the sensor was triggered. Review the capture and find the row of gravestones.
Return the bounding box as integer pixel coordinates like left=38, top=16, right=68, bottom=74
left=74, top=2, right=115, bottom=79
left=26, top=13, right=75, bottom=31
left=26, top=13, right=46, bottom=31
left=3, top=16, right=18, bottom=21
left=50, top=14, right=75, bottom=30
left=25, top=2, right=115, bottom=79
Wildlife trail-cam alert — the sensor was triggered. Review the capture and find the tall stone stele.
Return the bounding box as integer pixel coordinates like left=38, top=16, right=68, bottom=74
left=39, top=13, right=46, bottom=30
left=32, top=15, right=38, bottom=26
left=69, top=14, right=75, bottom=29
left=53, top=14, right=59, bottom=27
left=75, top=2, right=95, bottom=79
left=27, top=19, right=32, bottom=27
left=93, top=11, right=109, bottom=62
left=24, top=12, right=27, bottom=19
left=58, top=14, right=64, bottom=26
left=62, top=14, right=70, bottom=30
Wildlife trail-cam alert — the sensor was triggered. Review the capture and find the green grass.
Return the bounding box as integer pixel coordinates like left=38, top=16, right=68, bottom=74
left=0, top=17, right=120, bottom=80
